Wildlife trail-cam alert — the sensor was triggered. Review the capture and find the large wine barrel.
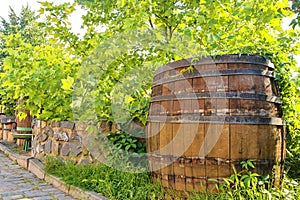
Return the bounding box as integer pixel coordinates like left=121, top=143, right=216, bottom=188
left=147, top=54, right=285, bottom=192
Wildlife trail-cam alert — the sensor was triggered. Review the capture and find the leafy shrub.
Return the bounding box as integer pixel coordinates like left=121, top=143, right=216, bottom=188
left=106, top=131, right=146, bottom=153
left=215, top=160, right=300, bottom=200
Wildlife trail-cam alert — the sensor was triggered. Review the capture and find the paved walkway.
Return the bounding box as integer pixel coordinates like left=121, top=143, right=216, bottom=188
left=0, top=152, right=75, bottom=200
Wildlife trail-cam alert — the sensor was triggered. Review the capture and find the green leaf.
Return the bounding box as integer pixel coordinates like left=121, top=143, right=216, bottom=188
left=61, top=76, right=74, bottom=91
left=125, top=145, right=131, bottom=151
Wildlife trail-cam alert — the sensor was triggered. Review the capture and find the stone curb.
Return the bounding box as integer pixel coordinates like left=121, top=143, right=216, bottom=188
left=0, top=142, right=108, bottom=200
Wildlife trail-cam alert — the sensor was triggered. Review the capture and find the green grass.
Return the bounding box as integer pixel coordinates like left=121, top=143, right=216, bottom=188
left=44, top=156, right=165, bottom=200
left=44, top=156, right=300, bottom=200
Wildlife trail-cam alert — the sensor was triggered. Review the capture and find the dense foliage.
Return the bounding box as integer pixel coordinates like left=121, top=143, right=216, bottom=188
left=0, top=6, right=46, bottom=114
left=0, top=34, right=79, bottom=120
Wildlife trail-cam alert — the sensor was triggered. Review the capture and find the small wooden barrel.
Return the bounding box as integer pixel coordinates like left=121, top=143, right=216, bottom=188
left=147, top=54, right=285, bottom=192
left=16, top=101, right=32, bottom=146
left=16, top=109, right=32, bottom=134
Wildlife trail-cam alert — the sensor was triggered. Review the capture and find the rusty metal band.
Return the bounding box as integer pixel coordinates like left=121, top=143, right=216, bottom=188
left=153, top=68, right=275, bottom=86
left=147, top=154, right=278, bottom=165
left=150, top=92, right=281, bottom=104
left=147, top=115, right=283, bottom=125
left=154, top=55, right=274, bottom=76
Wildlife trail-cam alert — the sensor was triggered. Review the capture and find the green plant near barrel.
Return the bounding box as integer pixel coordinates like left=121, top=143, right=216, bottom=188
left=191, top=161, right=300, bottom=200
left=107, top=131, right=146, bottom=153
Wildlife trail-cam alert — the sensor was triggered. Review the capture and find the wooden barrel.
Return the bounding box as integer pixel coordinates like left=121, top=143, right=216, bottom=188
left=147, top=54, right=285, bottom=192
left=16, top=101, right=32, bottom=146
left=16, top=109, right=32, bottom=134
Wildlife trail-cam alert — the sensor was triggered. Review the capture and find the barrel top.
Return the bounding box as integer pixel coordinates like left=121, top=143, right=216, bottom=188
left=154, top=54, right=274, bottom=76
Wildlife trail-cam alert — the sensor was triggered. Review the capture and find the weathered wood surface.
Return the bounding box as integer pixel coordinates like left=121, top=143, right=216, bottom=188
left=147, top=55, right=285, bottom=192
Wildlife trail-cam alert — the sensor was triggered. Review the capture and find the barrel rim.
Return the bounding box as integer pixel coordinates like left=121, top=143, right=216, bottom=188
left=154, top=54, right=274, bottom=76
left=152, top=68, right=276, bottom=86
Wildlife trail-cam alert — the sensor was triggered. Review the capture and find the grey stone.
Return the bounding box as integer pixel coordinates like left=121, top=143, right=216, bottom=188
left=61, top=143, right=70, bottom=156
left=36, top=144, right=45, bottom=153
left=70, top=133, right=82, bottom=142
left=38, top=132, right=48, bottom=142
left=85, top=191, right=109, bottom=200
left=45, top=126, right=54, bottom=137
left=50, top=121, right=61, bottom=127
left=52, top=142, right=61, bottom=156
left=44, top=140, right=52, bottom=153
left=4, top=194, right=24, bottom=199
left=32, top=128, right=38, bottom=136
left=60, top=121, right=75, bottom=129
left=32, top=119, right=38, bottom=127
left=88, top=152, right=94, bottom=160
left=28, top=159, right=45, bottom=180
left=78, top=158, right=91, bottom=165
left=31, top=137, right=37, bottom=156
left=75, top=122, right=87, bottom=131
left=69, top=141, right=82, bottom=156
left=53, top=132, right=69, bottom=142
left=23, top=190, right=44, bottom=198
left=40, top=144, right=45, bottom=152
left=32, top=196, right=54, bottom=200
left=36, top=153, right=45, bottom=161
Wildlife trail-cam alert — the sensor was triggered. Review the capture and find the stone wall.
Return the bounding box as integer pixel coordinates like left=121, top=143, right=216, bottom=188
left=32, top=120, right=96, bottom=164
left=11, top=118, right=144, bottom=164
